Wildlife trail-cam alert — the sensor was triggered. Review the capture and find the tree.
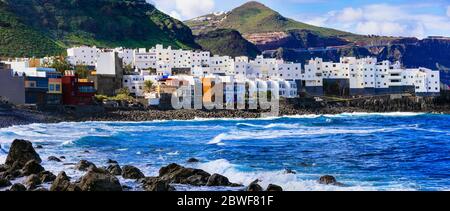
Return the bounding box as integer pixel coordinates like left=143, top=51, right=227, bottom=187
left=47, top=55, right=72, bottom=74
left=75, top=64, right=90, bottom=78
left=143, top=80, right=154, bottom=93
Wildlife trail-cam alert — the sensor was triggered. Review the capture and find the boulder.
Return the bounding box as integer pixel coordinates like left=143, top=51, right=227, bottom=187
left=266, top=184, right=283, bottom=191
left=9, top=183, right=26, bottom=191
left=107, top=159, right=118, bottom=164
left=159, top=163, right=211, bottom=186
left=0, top=164, right=7, bottom=172
left=284, top=168, right=297, bottom=174
left=141, top=177, right=174, bottom=191
left=318, top=175, right=340, bottom=185
left=50, top=171, right=78, bottom=191
left=22, top=160, right=45, bottom=176
left=78, top=167, right=122, bottom=191
left=107, top=164, right=122, bottom=176
left=75, top=160, right=96, bottom=171
left=40, top=171, right=57, bottom=183
left=0, top=177, right=11, bottom=188
left=206, top=173, right=231, bottom=186
left=35, top=145, right=43, bottom=149
left=187, top=158, right=200, bottom=163
left=24, top=174, right=41, bottom=190
left=48, top=156, right=62, bottom=162
left=5, top=139, right=41, bottom=167
left=122, top=165, right=145, bottom=179
left=247, top=180, right=263, bottom=192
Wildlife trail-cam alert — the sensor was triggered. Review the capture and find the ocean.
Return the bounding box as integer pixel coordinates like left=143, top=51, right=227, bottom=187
left=0, top=112, right=449, bottom=191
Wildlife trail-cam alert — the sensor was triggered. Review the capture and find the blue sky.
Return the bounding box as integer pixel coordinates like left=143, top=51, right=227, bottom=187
left=148, top=0, right=450, bottom=38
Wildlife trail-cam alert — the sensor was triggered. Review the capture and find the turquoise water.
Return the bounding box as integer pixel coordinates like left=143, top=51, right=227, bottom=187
left=0, top=113, right=449, bottom=191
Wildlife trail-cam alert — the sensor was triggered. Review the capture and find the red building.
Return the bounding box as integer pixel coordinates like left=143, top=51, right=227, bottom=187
left=62, top=71, right=96, bottom=105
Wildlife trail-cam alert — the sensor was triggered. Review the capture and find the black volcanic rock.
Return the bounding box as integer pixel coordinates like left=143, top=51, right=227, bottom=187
left=22, top=160, right=45, bottom=176
left=0, top=177, right=11, bottom=188
left=78, top=167, right=122, bottom=192
left=50, top=171, right=77, bottom=191
left=48, top=156, right=62, bottom=162
left=159, top=163, right=211, bottom=186
left=24, top=174, right=41, bottom=190
left=9, top=183, right=26, bottom=191
left=266, top=184, right=283, bottom=191
left=247, top=179, right=263, bottom=191
left=187, top=158, right=200, bottom=163
left=75, top=160, right=96, bottom=171
left=141, top=177, right=174, bottom=192
left=122, top=165, right=145, bottom=179
left=5, top=139, right=41, bottom=168
left=206, top=173, right=231, bottom=186
left=107, top=164, right=122, bottom=176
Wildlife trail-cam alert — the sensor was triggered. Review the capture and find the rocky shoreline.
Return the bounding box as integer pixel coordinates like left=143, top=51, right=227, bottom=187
left=0, top=139, right=343, bottom=191
left=1, top=95, right=449, bottom=128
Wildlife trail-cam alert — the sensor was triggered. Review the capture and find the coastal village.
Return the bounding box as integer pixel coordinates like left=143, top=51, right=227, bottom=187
left=0, top=44, right=443, bottom=111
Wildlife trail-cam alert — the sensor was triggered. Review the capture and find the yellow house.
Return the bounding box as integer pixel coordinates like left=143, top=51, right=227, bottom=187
left=48, top=78, right=62, bottom=94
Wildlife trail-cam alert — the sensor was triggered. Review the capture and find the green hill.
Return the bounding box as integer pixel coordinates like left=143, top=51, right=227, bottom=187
left=185, top=1, right=401, bottom=49
left=218, top=1, right=351, bottom=37
left=195, top=29, right=261, bottom=58
left=0, top=0, right=199, bottom=58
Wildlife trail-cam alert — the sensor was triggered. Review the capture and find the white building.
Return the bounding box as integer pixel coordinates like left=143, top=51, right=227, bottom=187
left=67, top=46, right=99, bottom=66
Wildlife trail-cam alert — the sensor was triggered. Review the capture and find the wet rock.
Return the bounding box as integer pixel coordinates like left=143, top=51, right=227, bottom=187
left=107, top=159, right=118, bottom=164
left=141, top=177, right=174, bottom=191
left=0, top=177, right=12, bottom=188
left=39, top=171, right=57, bottom=183
left=48, top=156, right=62, bottom=162
left=187, top=158, right=200, bottom=163
left=266, top=184, right=283, bottom=191
left=50, top=171, right=76, bottom=191
left=25, top=174, right=41, bottom=190
left=0, top=164, right=7, bottom=172
left=5, top=139, right=41, bottom=168
left=284, top=168, right=297, bottom=174
left=122, top=185, right=132, bottom=191
left=159, top=163, right=211, bottom=186
left=9, top=183, right=26, bottom=191
left=318, top=175, right=343, bottom=186
left=75, top=160, right=96, bottom=171
left=122, top=165, right=145, bottom=179
left=206, top=173, right=231, bottom=186
left=22, top=160, right=45, bottom=176
left=247, top=180, right=263, bottom=192
left=78, top=167, right=122, bottom=191
left=107, top=164, right=122, bottom=176
left=59, top=156, right=66, bottom=159
left=35, top=145, right=43, bottom=149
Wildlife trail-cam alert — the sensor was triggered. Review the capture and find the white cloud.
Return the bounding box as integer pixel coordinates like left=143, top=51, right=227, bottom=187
left=300, top=3, right=450, bottom=38
left=149, top=0, right=215, bottom=20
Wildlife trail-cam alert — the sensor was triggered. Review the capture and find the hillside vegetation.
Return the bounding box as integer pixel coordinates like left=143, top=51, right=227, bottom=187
left=0, top=0, right=199, bottom=57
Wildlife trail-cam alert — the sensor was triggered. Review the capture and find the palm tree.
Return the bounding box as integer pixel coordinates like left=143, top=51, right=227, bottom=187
left=143, top=80, right=154, bottom=93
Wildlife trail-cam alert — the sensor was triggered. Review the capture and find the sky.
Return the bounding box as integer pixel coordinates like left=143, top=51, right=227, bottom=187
left=147, top=0, right=450, bottom=38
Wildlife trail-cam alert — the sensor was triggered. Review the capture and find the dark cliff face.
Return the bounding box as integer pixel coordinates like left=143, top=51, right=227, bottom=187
left=195, top=29, right=261, bottom=58
left=269, top=38, right=450, bottom=85
left=256, top=30, right=350, bottom=51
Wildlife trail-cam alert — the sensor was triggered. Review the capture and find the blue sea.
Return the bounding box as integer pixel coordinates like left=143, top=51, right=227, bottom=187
left=0, top=112, right=449, bottom=191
